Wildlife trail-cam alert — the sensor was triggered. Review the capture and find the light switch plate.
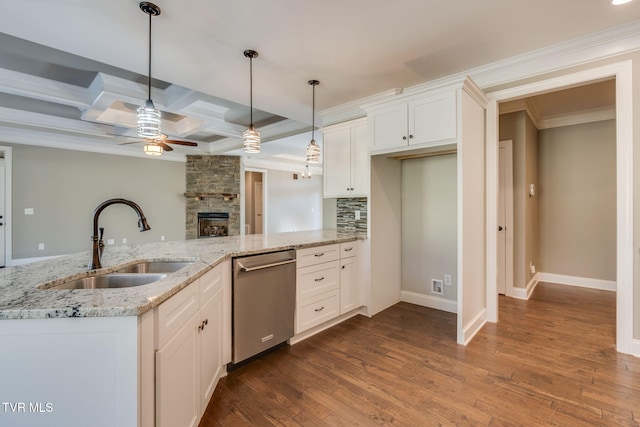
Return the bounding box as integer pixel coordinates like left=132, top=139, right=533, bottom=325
left=25, top=208, right=34, bottom=215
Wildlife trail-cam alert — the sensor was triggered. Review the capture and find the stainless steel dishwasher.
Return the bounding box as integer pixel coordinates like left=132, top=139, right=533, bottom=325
left=232, top=250, right=296, bottom=364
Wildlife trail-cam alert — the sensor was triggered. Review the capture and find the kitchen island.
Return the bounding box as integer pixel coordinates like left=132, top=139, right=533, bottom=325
left=0, top=229, right=366, bottom=427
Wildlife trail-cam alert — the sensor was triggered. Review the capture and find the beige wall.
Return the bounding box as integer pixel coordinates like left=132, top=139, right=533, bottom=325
left=499, top=111, right=539, bottom=288
left=9, top=144, right=186, bottom=260
left=401, top=154, right=457, bottom=300
left=538, top=120, right=616, bottom=280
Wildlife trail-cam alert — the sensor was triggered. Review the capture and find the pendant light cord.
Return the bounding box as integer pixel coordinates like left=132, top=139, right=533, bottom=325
left=147, top=11, right=152, bottom=101
left=249, top=56, right=254, bottom=126
left=311, top=83, right=315, bottom=140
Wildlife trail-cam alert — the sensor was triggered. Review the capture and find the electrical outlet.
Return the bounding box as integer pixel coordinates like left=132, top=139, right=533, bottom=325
left=122, top=238, right=127, bottom=244
left=529, top=261, right=536, bottom=275
left=355, top=210, right=361, bottom=220
left=38, top=243, right=44, bottom=250
left=24, top=208, right=34, bottom=215
left=444, top=274, right=452, bottom=286
left=431, top=279, right=444, bottom=295
left=107, top=239, right=115, bottom=246
left=160, top=235, right=165, bottom=241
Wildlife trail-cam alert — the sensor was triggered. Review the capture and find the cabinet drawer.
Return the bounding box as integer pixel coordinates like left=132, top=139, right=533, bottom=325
left=296, top=261, right=339, bottom=301
left=155, top=282, right=199, bottom=349
left=296, top=290, right=340, bottom=334
left=340, top=241, right=358, bottom=258
left=296, top=244, right=339, bottom=268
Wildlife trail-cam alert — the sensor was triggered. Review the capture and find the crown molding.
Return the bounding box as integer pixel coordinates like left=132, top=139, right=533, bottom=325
left=322, top=20, right=640, bottom=123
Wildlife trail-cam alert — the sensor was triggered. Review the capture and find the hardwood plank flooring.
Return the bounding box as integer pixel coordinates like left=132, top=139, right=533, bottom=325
left=199, top=283, right=640, bottom=426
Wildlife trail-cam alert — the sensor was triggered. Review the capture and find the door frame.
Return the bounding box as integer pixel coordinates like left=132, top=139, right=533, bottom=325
left=485, top=61, right=633, bottom=354
left=243, top=168, right=267, bottom=235
left=0, top=146, right=11, bottom=266
left=498, top=140, right=514, bottom=297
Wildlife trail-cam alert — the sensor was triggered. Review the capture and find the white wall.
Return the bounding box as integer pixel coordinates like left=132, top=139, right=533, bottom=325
left=401, top=154, right=458, bottom=301
left=265, top=170, right=323, bottom=233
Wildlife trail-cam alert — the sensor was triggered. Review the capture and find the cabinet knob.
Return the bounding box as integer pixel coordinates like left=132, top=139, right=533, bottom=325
left=409, top=134, right=414, bottom=139
left=402, top=136, right=407, bottom=140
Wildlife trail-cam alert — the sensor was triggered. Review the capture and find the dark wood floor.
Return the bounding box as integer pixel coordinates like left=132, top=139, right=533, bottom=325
left=200, top=283, right=640, bottom=426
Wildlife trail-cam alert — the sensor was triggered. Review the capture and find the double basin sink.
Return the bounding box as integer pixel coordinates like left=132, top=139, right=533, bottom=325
left=39, top=261, right=194, bottom=290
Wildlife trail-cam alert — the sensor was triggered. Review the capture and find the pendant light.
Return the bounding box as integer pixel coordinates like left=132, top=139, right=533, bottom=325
left=301, top=163, right=311, bottom=179
left=306, top=80, right=321, bottom=163
left=243, top=50, right=260, bottom=153
left=137, top=2, right=162, bottom=142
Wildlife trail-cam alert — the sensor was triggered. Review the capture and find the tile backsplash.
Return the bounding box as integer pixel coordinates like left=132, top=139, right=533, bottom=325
left=336, top=198, right=367, bottom=232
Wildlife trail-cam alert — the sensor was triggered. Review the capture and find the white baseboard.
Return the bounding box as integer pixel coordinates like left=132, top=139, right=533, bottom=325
left=460, top=308, right=487, bottom=346
left=509, top=272, right=615, bottom=301
left=537, top=272, right=616, bottom=292
left=401, top=290, right=457, bottom=314
left=511, top=273, right=540, bottom=300
left=633, top=340, right=640, bottom=358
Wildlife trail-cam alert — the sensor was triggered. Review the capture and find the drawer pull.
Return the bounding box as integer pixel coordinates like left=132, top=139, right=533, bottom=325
left=197, top=319, right=208, bottom=332
left=314, top=253, right=325, bottom=257
left=314, top=276, right=325, bottom=282
left=344, top=247, right=353, bottom=252
left=314, top=306, right=325, bottom=312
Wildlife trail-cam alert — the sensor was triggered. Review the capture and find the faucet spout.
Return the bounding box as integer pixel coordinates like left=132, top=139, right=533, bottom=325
left=89, top=198, right=151, bottom=270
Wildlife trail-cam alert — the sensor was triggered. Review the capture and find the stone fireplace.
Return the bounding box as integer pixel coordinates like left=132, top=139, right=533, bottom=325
left=185, top=155, right=241, bottom=239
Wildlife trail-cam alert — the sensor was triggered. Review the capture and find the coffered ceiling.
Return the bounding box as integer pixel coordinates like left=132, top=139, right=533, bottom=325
left=0, top=1, right=638, bottom=164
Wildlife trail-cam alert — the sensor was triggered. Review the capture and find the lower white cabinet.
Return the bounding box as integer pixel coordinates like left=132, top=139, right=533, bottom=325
left=155, top=260, right=230, bottom=427
left=339, top=241, right=361, bottom=314
left=295, top=241, right=362, bottom=334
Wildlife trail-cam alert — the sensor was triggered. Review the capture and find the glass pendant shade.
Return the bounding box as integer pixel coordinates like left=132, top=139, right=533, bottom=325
left=137, top=99, right=162, bottom=139
left=243, top=124, right=261, bottom=153
left=243, top=49, right=260, bottom=153
left=143, top=142, right=163, bottom=156
left=306, top=139, right=321, bottom=163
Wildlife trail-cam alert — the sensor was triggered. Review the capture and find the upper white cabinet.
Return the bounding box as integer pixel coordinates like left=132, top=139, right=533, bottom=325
left=323, top=118, right=368, bottom=198
left=367, top=89, right=457, bottom=154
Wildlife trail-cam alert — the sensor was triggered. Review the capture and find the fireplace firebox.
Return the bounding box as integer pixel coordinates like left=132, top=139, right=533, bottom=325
left=198, top=212, right=229, bottom=238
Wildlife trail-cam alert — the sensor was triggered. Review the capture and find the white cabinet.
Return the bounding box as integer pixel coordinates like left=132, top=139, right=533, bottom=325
left=368, top=90, right=457, bottom=154
left=323, top=118, right=368, bottom=198
left=339, top=241, right=361, bottom=314
left=295, top=244, right=340, bottom=333
left=295, top=241, right=362, bottom=334
left=155, top=261, right=229, bottom=427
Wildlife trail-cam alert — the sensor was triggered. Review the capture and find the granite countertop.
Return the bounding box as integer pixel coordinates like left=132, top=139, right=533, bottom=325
left=0, top=229, right=365, bottom=320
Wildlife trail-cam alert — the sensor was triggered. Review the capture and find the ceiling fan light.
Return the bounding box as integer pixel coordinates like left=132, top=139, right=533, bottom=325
left=137, top=100, right=162, bottom=139
left=612, top=0, right=632, bottom=4
left=243, top=124, right=261, bottom=153
left=143, top=142, right=163, bottom=156
left=306, top=139, right=321, bottom=163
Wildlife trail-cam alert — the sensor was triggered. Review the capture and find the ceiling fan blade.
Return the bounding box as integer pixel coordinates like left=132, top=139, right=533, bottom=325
left=158, top=142, right=173, bottom=151
left=164, top=140, right=198, bottom=147
left=118, top=140, right=141, bottom=146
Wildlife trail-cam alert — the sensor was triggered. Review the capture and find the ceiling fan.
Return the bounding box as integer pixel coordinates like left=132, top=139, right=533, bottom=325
left=118, top=133, right=198, bottom=153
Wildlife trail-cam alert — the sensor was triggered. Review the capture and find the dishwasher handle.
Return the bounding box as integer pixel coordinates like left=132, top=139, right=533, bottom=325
left=236, top=258, right=296, bottom=272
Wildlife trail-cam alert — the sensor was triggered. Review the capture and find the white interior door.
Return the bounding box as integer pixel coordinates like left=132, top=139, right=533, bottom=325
left=0, top=163, right=6, bottom=267
left=254, top=181, right=263, bottom=234
left=497, top=140, right=513, bottom=296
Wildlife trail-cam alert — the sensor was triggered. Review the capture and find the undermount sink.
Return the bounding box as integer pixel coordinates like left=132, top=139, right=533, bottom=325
left=39, top=273, right=167, bottom=290
left=115, top=260, right=193, bottom=274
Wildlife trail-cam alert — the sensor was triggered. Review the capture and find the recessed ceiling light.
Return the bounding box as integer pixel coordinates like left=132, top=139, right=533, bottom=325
left=612, top=0, right=632, bottom=5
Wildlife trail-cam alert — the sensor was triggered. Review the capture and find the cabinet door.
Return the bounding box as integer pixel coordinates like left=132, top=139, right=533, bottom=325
left=199, top=281, right=224, bottom=411
left=350, top=123, right=369, bottom=197
left=323, top=127, right=352, bottom=198
left=156, top=312, right=201, bottom=427
left=369, top=104, right=407, bottom=152
left=409, top=92, right=457, bottom=146
left=340, top=256, right=361, bottom=314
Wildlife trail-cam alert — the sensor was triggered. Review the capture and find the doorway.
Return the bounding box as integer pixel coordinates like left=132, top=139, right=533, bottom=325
left=244, top=170, right=265, bottom=235
left=497, top=140, right=513, bottom=296
left=486, top=61, right=633, bottom=354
